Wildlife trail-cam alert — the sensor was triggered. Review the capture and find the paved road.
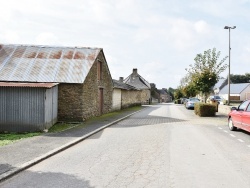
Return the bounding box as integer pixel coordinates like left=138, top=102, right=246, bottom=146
left=2, top=104, right=250, bottom=188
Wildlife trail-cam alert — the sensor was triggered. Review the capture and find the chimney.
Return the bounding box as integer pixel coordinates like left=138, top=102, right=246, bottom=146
left=132, top=68, right=138, bottom=75
left=119, top=77, right=124, bottom=82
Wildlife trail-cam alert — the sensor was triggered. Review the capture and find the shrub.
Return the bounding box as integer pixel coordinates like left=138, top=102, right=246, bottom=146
left=194, top=103, right=216, bottom=117
left=175, top=99, right=181, bottom=104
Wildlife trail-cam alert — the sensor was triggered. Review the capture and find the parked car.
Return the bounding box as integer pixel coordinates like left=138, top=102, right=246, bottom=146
left=180, top=98, right=188, bottom=104
left=228, top=100, right=250, bottom=132
left=185, top=98, right=200, bottom=109
left=207, top=95, right=226, bottom=105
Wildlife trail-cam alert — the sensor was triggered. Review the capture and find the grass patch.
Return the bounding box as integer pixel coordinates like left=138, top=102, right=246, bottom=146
left=0, top=132, right=41, bottom=146
left=0, top=123, right=77, bottom=147
left=0, top=105, right=144, bottom=147
left=48, top=123, right=78, bottom=133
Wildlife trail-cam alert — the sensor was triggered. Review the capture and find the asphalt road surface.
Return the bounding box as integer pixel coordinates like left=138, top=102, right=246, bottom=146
left=2, top=103, right=250, bottom=188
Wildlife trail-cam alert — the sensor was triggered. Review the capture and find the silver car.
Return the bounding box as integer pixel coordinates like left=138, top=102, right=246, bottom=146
left=185, top=98, right=200, bottom=109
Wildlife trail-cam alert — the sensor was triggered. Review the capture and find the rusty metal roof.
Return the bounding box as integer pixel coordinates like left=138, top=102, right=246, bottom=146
left=0, top=82, right=58, bottom=88
left=0, top=44, right=101, bottom=83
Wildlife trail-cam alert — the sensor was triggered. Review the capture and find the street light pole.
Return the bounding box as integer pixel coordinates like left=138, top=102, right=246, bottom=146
left=224, top=26, right=236, bottom=105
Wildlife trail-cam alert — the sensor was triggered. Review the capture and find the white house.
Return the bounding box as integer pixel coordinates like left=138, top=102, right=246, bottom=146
left=219, top=83, right=250, bottom=101
left=214, top=78, right=227, bottom=94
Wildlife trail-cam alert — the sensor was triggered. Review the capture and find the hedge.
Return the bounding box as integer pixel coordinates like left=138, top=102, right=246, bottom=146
left=194, top=103, right=216, bottom=117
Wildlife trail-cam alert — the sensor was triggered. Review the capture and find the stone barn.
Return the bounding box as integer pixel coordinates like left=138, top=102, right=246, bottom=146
left=0, top=44, right=113, bottom=125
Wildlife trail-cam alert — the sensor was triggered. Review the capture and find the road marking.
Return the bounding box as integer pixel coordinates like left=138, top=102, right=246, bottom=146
left=238, top=139, right=244, bottom=143
left=215, top=126, right=249, bottom=147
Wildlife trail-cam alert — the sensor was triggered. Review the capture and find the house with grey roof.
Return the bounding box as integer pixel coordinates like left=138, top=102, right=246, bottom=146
left=124, top=68, right=151, bottom=104
left=158, top=88, right=171, bottom=102
left=0, top=44, right=113, bottom=132
left=219, top=83, right=250, bottom=101
left=213, top=78, right=227, bottom=94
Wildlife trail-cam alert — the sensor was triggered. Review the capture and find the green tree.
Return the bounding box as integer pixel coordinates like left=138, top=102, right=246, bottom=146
left=174, top=88, right=183, bottom=100
left=186, top=48, right=228, bottom=100
left=183, top=83, right=197, bottom=97
left=168, top=87, right=175, bottom=100
left=230, top=73, right=250, bottom=83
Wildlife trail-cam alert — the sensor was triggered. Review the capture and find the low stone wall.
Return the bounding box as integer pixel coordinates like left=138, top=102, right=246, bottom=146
left=218, top=105, right=232, bottom=115
left=141, top=89, right=151, bottom=104
left=121, top=90, right=141, bottom=108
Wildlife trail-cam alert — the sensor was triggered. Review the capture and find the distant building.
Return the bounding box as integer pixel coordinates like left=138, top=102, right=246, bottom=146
left=150, top=83, right=160, bottom=103
left=124, top=68, right=151, bottom=104
left=150, top=84, right=171, bottom=103
left=214, top=78, right=227, bottom=94
left=219, top=83, right=250, bottom=101
left=158, top=88, right=171, bottom=102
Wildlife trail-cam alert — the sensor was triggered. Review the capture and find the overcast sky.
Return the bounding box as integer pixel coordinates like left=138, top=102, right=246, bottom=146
left=0, top=0, right=249, bottom=89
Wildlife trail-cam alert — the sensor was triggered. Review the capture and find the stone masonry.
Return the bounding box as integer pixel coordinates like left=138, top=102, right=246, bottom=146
left=121, top=90, right=141, bottom=108
left=58, top=51, right=113, bottom=121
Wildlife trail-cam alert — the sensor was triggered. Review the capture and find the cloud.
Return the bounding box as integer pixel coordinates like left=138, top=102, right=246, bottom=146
left=194, top=20, right=210, bottom=34
left=0, top=0, right=249, bottom=88
left=0, top=30, right=20, bottom=43
left=35, top=32, right=60, bottom=45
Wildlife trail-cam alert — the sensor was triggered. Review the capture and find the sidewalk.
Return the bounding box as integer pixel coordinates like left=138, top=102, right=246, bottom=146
left=0, top=107, right=145, bottom=182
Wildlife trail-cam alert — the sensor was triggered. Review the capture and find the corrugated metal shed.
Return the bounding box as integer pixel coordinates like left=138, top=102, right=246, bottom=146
left=0, top=82, right=58, bottom=88
left=0, top=44, right=101, bottom=83
left=0, top=84, right=58, bottom=132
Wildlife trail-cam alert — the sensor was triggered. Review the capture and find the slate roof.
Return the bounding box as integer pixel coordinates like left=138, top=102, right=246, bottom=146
left=124, top=70, right=150, bottom=90
left=113, top=79, right=138, bottom=90
left=214, top=78, right=226, bottom=89
left=159, top=89, right=167, bottom=95
left=219, top=83, right=250, bottom=94
left=0, top=44, right=101, bottom=83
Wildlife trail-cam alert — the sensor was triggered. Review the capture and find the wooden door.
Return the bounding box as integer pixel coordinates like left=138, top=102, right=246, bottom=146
left=99, top=88, right=103, bottom=115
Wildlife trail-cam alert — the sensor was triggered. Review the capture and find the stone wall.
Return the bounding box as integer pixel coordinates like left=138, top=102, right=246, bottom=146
left=121, top=90, right=141, bottom=108
left=218, top=105, right=232, bottom=115
left=82, top=51, right=113, bottom=119
left=141, top=89, right=151, bottom=104
left=58, top=51, right=113, bottom=121
left=58, top=83, right=84, bottom=121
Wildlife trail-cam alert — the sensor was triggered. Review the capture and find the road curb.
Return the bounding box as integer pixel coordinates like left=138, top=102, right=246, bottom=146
left=0, top=108, right=145, bottom=182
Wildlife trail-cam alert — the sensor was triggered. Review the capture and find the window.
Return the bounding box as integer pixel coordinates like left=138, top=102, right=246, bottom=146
left=97, top=60, right=103, bottom=80
left=239, top=101, right=249, bottom=111
left=246, top=102, right=250, bottom=112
